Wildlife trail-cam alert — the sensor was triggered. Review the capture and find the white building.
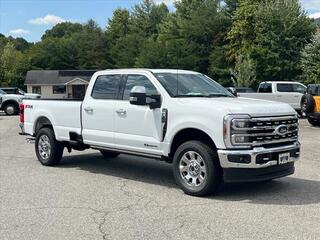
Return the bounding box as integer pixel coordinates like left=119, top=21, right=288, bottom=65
left=25, top=70, right=96, bottom=99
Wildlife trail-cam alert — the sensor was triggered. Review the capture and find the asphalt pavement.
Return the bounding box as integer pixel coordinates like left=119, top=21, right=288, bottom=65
left=0, top=114, right=319, bottom=240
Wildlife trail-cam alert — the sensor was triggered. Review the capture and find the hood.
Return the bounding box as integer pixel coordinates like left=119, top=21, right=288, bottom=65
left=24, top=93, right=41, bottom=99
left=174, top=97, right=296, bottom=117
left=1, top=94, right=24, bottom=101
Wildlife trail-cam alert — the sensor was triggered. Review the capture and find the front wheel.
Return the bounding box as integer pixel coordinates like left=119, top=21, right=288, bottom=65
left=173, top=141, right=222, bottom=196
left=35, top=128, right=64, bottom=166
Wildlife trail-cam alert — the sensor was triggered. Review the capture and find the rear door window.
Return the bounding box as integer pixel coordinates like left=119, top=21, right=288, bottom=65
left=258, top=83, right=272, bottom=93
left=91, top=75, right=121, bottom=100
left=277, top=84, right=293, bottom=92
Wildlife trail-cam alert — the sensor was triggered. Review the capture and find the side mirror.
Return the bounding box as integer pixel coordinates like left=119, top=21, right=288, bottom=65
left=226, top=87, right=238, bottom=97
left=130, top=86, right=147, bottom=106
left=148, top=94, right=161, bottom=109
left=129, top=86, right=162, bottom=109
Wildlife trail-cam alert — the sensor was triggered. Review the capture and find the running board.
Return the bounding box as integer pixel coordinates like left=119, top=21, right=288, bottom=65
left=91, top=145, right=163, bottom=160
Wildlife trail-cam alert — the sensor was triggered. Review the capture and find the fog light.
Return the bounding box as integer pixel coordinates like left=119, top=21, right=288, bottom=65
left=234, top=135, right=249, bottom=143
left=228, top=155, right=251, bottom=164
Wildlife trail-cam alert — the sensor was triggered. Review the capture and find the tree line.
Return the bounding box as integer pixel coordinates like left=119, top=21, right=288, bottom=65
left=0, top=0, right=320, bottom=90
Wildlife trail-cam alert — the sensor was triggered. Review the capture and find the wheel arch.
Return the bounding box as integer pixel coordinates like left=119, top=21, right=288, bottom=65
left=34, top=116, right=54, bottom=136
left=168, top=128, right=218, bottom=160
left=2, top=99, right=19, bottom=110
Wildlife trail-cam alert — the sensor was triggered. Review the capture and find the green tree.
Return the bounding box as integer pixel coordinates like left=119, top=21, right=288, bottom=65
left=227, top=0, right=315, bottom=84
left=232, top=54, right=256, bottom=87
left=42, top=22, right=83, bottom=40
left=29, top=37, right=78, bottom=70
left=301, top=31, right=320, bottom=84
left=76, top=19, right=108, bottom=69
left=0, top=42, right=29, bottom=88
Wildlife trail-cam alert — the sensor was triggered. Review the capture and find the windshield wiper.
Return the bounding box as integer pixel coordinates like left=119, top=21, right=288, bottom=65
left=175, top=94, right=210, bottom=98
left=207, top=93, right=230, bottom=97
left=175, top=93, right=230, bottom=98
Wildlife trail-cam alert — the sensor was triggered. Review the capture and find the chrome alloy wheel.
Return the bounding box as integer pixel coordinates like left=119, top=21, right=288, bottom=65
left=38, top=135, right=51, bottom=160
left=6, top=106, right=15, bottom=115
left=179, top=151, right=207, bottom=187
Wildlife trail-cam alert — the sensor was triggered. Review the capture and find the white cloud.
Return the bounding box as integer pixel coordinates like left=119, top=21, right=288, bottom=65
left=309, top=12, right=320, bottom=19
left=28, top=14, right=67, bottom=25
left=9, top=29, right=30, bottom=36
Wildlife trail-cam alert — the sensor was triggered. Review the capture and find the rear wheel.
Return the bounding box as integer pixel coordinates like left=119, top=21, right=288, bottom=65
left=4, top=103, right=18, bottom=115
left=173, top=141, right=222, bottom=196
left=99, top=150, right=120, bottom=158
left=308, top=117, right=320, bottom=127
left=35, top=128, right=64, bottom=166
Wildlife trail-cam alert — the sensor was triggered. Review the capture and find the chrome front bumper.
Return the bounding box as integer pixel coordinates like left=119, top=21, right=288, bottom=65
left=218, top=142, right=300, bottom=169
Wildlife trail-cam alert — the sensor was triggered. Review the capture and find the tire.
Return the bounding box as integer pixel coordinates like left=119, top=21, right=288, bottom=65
left=4, top=103, right=18, bottom=115
left=35, top=128, right=64, bottom=166
left=305, top=94, right=315, bottom=113
left=173, top=140, right=222, bottom=196
left=308, top=117, right=320, bottom=127
left=99, top=150, right=120, bottom=158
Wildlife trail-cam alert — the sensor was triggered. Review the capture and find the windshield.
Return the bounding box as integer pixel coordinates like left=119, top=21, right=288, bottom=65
left=18, top=88, right=26, bottom=95
left=0, top=89, right=6, bottom=95
left=154, top=73, right=233, bottom=98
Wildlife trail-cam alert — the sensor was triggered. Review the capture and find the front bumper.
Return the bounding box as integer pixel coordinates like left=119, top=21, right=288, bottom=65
left=217, top=142, right=300, bottom=182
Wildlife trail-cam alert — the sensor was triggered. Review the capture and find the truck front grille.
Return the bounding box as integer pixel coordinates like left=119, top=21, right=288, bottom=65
left=231, top=115, right=299, bottom=147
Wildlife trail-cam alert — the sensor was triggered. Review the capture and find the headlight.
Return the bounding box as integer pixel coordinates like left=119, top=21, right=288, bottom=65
left=223, top=115, right=252, bottom=149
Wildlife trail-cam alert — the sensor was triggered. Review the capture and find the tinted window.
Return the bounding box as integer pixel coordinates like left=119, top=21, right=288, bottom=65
left=277, top=83, right=306, bottom=93
left=154, top=73, right=232, bottom=97
left=53, top=86, right=66, bottom=94
left=91, top=75, right=121, bottom=100
left=32, top=86, right=41, bottom=94
left=258, top=83, right=272, bottom=93
left=277, top=84, right=293, bottom=92
left=292, top=84, right=306, bottom=94
left=123, top=75, right=158, bottom=100
left=2, top=88, right=15, bottom=94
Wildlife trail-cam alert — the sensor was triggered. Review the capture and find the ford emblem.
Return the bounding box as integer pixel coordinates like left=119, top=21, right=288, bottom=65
left=274, top=125, right=288, bottom=136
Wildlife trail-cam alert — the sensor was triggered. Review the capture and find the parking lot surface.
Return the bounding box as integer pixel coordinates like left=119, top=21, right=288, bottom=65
left=0, top=114, right=319, bottom=240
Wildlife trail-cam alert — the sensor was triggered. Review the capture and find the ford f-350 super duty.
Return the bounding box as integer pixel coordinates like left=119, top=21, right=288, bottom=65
left=19, top=69, right=301, bottom=196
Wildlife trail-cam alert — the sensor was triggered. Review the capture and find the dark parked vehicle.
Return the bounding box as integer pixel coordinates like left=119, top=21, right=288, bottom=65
left=301, top=84, right=320, bottom=126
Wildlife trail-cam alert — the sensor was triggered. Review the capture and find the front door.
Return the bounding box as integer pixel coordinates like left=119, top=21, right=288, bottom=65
left=114, top=74, right=162, bottom=155
left=82, top=74, right=122, bottom=148
left=72, top=85, right=86, bottom=99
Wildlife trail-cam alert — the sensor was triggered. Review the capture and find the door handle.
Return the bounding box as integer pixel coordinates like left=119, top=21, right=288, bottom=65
left=116, top=109, right=127, bottom=115
left=84, top=107, right=93, bottom=113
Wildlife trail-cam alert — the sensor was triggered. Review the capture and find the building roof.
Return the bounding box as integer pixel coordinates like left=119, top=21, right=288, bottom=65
left=25, top=70, right=97, bottom=85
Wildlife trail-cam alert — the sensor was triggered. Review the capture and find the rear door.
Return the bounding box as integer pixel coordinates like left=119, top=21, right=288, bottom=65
left=275, top=83, right=306, bottom=109
left=114, top=74, right=163, bottom=155
left=82, top=74, right=122, bottom=148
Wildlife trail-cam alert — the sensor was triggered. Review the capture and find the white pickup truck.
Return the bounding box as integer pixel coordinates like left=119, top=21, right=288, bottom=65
left=238, top=81, right=307, bottom=112
left=19, top=69, right=301, bottom=196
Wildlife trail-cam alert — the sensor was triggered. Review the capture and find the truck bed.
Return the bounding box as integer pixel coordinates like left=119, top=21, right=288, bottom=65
left=23, top=99, right=83, bottom=141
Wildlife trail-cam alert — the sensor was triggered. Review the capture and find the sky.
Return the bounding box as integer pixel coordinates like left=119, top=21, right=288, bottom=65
left=0, top=0, right=319, bottom=42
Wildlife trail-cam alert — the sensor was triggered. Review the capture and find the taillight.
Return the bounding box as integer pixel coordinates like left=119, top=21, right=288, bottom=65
left=19, top=103, right=25, bottom=123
